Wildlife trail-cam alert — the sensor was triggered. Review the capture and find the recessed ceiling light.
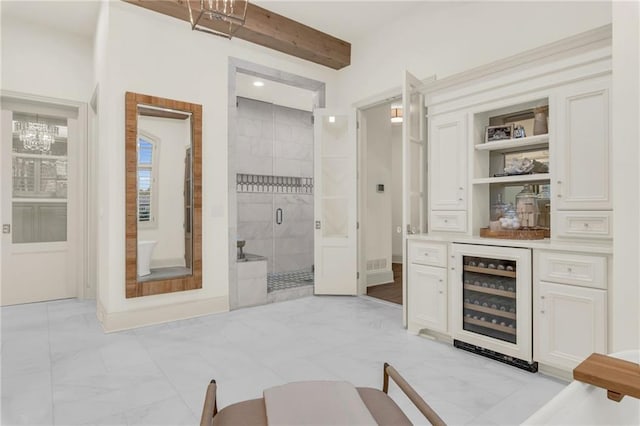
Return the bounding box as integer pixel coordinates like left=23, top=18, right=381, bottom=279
left=329, top=116, right=336, bottom=123
left=253, top=81, right=265, bottom=87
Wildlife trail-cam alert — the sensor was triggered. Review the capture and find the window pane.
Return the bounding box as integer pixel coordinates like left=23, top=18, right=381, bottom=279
left=11, top=111, right=68, bottom=243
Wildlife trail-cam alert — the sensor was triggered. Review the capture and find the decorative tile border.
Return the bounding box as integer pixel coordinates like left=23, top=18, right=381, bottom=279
left=236, top=173, right=313, bottom=194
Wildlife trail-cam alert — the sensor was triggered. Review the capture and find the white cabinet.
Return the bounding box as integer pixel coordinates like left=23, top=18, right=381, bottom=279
left=428, top=113, right=467, bottom=212
left=407, top=240, right=448, bottom=334
left=408, top=263, right=447, bottom=334
left=554, top=77, right=612, bottom=211
left=534, top=281, right=607, bottom=371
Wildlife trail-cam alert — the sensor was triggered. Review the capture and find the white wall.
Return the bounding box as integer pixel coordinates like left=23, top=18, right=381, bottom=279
left=137, top=115, right=188, bottom=268
left=94, top=1, right=337, bottom=327
left=611, top=1, right=640, bottom=351
left=338, top=1, right=612, bottom=105
left=1, top=18, right=93, bottom=102
left=364, top=103, right=392, bottom=279
left=391, top=123, right=402, bottom=261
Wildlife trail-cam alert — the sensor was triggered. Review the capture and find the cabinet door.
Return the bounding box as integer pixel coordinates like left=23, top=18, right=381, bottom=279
left=554, top=78, right=611, bottom=210
left=535, top=281, right=607, bottom=370
left=408, top=264, right=447, bottom=333
left=428, top=113, right=467, bottom=211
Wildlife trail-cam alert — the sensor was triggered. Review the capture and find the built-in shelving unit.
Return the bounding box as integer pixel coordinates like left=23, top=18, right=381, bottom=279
left=471, top=98, right=551, bottom=236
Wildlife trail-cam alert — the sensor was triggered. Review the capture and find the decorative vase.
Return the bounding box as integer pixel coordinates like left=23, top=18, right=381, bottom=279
left=533, top=107, right=548, bottom=135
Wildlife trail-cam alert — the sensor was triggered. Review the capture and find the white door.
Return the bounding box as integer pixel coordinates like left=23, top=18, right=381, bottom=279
left=428, top=112, right=467, bottom=211
left=534, top=281, right=607, bottom=370
left=408, top=264, right=447, bottom=333
left=402, top=71, right=427, bottom=324
left=554, top=76, right=611, bottom=210
left=313, top=109, right=357, bottom=295
left=1, top=99, right=83, bottom=306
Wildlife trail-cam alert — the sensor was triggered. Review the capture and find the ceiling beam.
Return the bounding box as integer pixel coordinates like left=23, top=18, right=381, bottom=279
left=123, top=1, right=351, bottom=70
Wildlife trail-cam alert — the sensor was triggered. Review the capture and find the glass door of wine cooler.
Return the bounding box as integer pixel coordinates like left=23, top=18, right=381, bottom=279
left=451, top=244, right=533, bottom=364
left=462, top=256, right=517, bottom=344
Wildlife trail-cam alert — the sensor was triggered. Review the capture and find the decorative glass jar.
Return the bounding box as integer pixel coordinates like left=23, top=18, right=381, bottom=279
left=515, top=184, right=539, bottom=228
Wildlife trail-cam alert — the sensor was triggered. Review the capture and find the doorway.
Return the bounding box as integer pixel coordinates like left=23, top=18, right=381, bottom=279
left=1, top=94, right=87, bottom=306
left=359, top=99, right=404, bottom=305
left=227, top=59, right=326, bottom=309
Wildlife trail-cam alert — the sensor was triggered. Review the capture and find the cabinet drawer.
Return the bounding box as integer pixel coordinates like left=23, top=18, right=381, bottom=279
left=409, top=241, right=447, bottom=267
left=539, top=251, right=607, bottom=289
left=430, top=211, right=467, bottom=232
left=556, top=211, right=612, bottom=239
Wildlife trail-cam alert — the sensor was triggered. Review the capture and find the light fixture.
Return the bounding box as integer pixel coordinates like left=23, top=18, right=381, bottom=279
left=390, top=106, right=403, bottom=124
left=187, top=0, right=249, bottom=39
left=14, top=117, right=58, bottom=152
left=329, top=116, right=336, bottom=123
left=253, top=81, right=264, bottom=87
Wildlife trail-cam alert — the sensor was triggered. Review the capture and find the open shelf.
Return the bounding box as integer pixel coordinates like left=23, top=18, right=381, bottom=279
left=464, top=303, right=517, bottom=320
left=475, top=134, right=549, bottom=152
left=464, top=265, right=516, bottom=278
left=472, top=173, right=551, bottom=185
left=463, top=317, right=516, bottom=335
left=464, top=284, right=516, bottom=299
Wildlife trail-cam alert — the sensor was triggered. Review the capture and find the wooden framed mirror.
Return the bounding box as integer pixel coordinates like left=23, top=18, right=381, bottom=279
left=125, top=92, right=202, bottom=298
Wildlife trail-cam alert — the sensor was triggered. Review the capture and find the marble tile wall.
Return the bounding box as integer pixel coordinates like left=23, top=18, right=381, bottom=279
left=236, top=97, right=314, bottom=274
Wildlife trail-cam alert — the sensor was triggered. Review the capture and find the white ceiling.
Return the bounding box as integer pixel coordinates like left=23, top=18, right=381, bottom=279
left=236, top=73, right=316, bottom=111
left=2, top=1, right=424, bottom=42
left=253, top=1, right=424, bottom=41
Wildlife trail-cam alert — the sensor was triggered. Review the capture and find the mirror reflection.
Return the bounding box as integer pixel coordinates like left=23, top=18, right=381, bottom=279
left=136, top=104, right=193, bottom=282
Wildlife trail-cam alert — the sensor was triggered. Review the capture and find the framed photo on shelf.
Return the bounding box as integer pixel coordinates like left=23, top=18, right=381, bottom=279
left=485, top=124, right=514, bottom=142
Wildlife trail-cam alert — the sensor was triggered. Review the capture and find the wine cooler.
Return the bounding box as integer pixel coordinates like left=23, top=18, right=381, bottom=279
left=451, top=243, right=537, bottom=372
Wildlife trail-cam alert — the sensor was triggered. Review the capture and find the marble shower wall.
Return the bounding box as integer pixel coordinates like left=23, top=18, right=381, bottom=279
left=236, top=97, right=314, bottom=274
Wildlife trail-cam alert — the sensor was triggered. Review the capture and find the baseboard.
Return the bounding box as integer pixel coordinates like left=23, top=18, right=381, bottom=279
left=97, top=296, right=229, bottom=333
left=366, top=270, right=394, bottom=287
left=538, top=363, right=573, bottom=382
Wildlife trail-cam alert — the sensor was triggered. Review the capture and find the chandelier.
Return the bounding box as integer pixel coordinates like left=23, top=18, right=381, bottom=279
left=187, top=0, right=249, bottom=39
left=14, top=118, right=58, bottom=152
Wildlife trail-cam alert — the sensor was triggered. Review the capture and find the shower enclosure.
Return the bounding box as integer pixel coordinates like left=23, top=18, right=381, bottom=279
left=235, top=97, right=314, bottom=294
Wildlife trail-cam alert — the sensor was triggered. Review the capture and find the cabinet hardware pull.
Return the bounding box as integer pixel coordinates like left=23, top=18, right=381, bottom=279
left=444, top=219, right=448, bottom=223
left=424, top=253, right=429, bottom=256
left=458, top=198, right=463, bottom=201
left=557, top=194, right=562, bottom=198
left=557, top=180, right=562, bottom=184
left=584, top=223, right=589, bottom=227
left=541, top=310, right=545, bottom=314
left=439, top=290, right=443, bottom=294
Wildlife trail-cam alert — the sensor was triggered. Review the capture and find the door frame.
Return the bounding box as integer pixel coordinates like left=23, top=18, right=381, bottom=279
left=1, top=90, right=90, bottom=301
left=227, top=58, right=326, bottom=309
left=353, top=75, right=435, bottom=323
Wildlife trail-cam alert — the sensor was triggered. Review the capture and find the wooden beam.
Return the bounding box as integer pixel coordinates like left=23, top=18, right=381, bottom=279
left=123, top=0, right=351, bottom=70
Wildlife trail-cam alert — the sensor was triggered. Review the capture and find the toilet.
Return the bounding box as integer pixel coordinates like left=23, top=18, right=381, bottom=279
left=138, top=240, right=157, bottom=277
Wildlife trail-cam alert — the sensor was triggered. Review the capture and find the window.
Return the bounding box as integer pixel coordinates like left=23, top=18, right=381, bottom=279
left=137, top=131, right=159, bottom=227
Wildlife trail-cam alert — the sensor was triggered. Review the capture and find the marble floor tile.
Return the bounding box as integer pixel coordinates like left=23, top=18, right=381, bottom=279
left=1, top=296, right=568, bottom=425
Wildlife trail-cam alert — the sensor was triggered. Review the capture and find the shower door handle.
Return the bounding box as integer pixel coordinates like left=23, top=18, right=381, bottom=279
left=276, top=208, right=283, bottom=225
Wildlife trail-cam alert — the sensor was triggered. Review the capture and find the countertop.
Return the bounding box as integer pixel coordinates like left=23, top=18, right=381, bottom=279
left=407, top=233, right=613, bottom=254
